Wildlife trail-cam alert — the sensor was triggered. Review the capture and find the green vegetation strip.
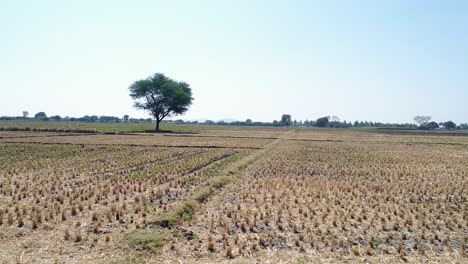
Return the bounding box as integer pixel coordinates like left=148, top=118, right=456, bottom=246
left=126, top=229, right=170, bottom=253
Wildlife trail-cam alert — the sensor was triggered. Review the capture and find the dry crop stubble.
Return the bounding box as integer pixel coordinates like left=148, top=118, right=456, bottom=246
left=162, top=130, right=467, bottom=263
left=0, top=128, right=467, bottom=263
left=0, top=130, right=268, bottom=263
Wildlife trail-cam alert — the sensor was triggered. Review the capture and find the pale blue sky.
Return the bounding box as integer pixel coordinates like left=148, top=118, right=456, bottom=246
left=1, top=0, right=467, bottom=123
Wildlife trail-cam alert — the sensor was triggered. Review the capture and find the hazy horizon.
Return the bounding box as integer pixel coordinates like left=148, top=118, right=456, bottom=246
left=1, top=1, right=467, bottom=123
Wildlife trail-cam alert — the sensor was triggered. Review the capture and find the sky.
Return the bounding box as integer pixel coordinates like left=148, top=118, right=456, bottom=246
left=1, top=0, right=467, bottom=123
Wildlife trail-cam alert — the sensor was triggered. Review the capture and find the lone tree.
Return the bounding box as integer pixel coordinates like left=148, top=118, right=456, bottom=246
left=34, top=112, right=47, bottom=119
left=280, top=114, right=292, bottom=126
left=316, top=116, right=330, bottom=127
left=413, top=115, right=431, bottom=126
left=129, top=73, right=193, bottom=131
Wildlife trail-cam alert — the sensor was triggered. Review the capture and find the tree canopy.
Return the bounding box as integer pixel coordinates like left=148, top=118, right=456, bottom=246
left=280, top=114, right=292, bottom=126
left=129, top=73, right=193, bottom=131
left=443, top=121, right=456, bottom=130
left=316, top=116, right=330, bottom=127
left=34, top=112, right=47, bottom=119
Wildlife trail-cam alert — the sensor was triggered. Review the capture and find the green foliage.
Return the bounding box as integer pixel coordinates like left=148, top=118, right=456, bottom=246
left=280, top=114, right=292, bottom=126
left=443, top=121, right=456, bottom=130
left=209, top=176, right=231, bottom=189
left=126, top=229, right=169, bottom=252
left=49, top=115, right=61, bottom=121
left=129, top=73, right=193, bottom=130
left=419, top=121, right=439, bottom=130
left=295, top=257, right=306, bottom=264
left=192, top=186, right=213, bottom=203
left=193, top=176, right=232, bottom=202
left=151, top=201, right=197, bottom=228
left=316, top=116, right=330, bottom=127
left=34, top=112, right=47, bottom=120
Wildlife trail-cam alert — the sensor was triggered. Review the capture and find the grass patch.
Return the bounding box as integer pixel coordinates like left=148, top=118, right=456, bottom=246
left=193, top=176, right=232, bottom=202
left=193, top=186, right=213, bottom=203
left=151, top=201, right=197, bottom=228
left=208, top=175, right=231, bottom=189
left=126, top=229, right=170, bottom=253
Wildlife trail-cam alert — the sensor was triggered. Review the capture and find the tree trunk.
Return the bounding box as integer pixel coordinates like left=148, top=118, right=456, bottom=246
left=156, top=119, right=160, bottom=131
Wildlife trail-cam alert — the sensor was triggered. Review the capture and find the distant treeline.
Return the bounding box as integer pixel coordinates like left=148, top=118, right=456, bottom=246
left=171, top=114, right=468, bottom=130
left=1, top=112, right=467, bottom=130
left=169, top=118, right=419, bottom=129
left=0, top=112, right=152, bottom=123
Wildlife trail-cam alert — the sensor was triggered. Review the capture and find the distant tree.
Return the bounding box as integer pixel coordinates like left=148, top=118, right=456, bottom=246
left=49, top=115, right=62, bottom=121
left=280, top=114, right=292, bottom=126
left=331, top=116, right=340, bottom=122
left=129, top=73, right=193, bottom=131
left=442, top=121, right=456, bottom=130
left=245, top=119, right=252, bottom=124
left=123, top=115, right=129, bottom=122
left=420, top=121, right=439, bottom=130
left=98, top=116, right=120, bottom=123
left=414, top=115, right=431, bottom=126
left=316, top=116, right=330, bottom=127
left=22, top=111, right=29, bottom=118
left=34, top=112, right=47, bottom=119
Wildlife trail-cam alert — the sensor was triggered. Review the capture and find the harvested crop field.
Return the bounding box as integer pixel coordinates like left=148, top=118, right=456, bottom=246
left=0, top=127, right=466, bottom=263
